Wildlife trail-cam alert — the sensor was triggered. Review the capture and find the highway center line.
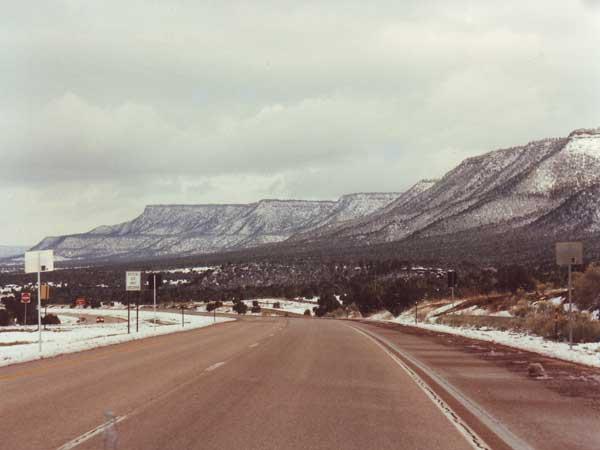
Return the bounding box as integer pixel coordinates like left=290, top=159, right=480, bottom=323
left=56, top=415, right=127, bottom=450
left=205, top=361, right=227, bottom=372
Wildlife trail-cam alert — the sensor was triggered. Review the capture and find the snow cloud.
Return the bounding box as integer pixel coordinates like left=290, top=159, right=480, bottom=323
left=1, top=0, right=599, bottom=244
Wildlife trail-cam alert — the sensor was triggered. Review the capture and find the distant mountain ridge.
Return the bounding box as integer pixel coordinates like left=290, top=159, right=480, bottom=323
left=30, top=126, right=600, bottom=263
left=31, top=194, right=401, bottom=260
left=0, top=245, right=30, bottom=259
left=292, top=127, right=600, bottom=256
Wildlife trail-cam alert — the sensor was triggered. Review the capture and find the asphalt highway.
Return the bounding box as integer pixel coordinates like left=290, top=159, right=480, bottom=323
left=1, top=317, right=598, bottom=449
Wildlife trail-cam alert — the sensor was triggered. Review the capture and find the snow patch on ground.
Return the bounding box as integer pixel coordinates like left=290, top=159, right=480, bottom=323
left=368, top=312, right=600, bottom=368
left=0, top=308, right=233, bottom=368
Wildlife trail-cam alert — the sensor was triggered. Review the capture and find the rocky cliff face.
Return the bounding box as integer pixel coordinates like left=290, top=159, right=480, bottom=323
left=297, top=128, right=600, bottom=248
left=31, top=195, right=400, bottom=260
left=31, top=127, right=600, bottom=263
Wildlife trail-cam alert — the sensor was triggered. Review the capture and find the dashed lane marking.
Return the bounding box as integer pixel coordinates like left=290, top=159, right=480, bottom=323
left=205, top=361, right=226, bottom=372
left=56, top=415, right=127, bottom=450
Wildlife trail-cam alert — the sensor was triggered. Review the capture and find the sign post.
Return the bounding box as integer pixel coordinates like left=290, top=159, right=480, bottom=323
left=447, top=270, right=458, bottom=306
left=25, top=250, right=54, bottom=353
left=147, top=273, right=162, bottom=333
left=126, top=271, right=141, bottom=333
left=556, top=242, right=583, bottom=349
left=21, top=292, right=31, bottom=326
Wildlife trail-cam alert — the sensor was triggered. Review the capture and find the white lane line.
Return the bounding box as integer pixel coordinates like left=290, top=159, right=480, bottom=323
left=56, top=416, right=126, bottom=450
left=353, top=326, right=533, bottom=450
left=57, top=358, right=229, bottom=449
left=205, top=361, right=226, bottom=372
left=351, top=326, right=491, bottom=450
left=249, top=343, right=259, bottom=348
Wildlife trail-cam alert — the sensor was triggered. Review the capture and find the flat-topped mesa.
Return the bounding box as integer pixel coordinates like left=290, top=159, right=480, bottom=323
left=30, top=126, right=600, bottom=262
left=30, top=193, right=402, bottom=260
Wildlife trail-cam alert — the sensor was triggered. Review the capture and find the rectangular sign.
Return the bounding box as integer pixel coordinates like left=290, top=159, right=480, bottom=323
left=447, top=270, right=458, bottom=288
left=25, top=250, right=55, bottom=274
left=126, top=271, right=142, bottom=291
left=40, top=284, right=50, bottom=301
left=556, top=242, right=583, bottom=266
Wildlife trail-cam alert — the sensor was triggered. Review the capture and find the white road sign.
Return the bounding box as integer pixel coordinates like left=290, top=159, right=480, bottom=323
left=556, top=242, right=583, bottom=266
left=25, top=250, right=55, bottom=274
left=126, top=271, right=142, bottom=291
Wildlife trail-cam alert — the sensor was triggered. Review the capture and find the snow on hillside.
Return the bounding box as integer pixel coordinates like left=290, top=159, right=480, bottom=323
left=32, top=193, right=401, bottom=260
left=306, top=128, right=600, bottom=246
left=28, top=126, right=600, bottom=261
left=0, top=308, right=233, bottom=368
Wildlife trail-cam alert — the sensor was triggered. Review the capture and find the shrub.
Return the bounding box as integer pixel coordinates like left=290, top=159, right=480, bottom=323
left=524, top=309, right=600, bottom=343
left=41, top=314, right=61, bottom=325
left=0, top=309, right=12, bottom=326
left=273, top=302, right=281, bottom=309
left=511, top=298, right=530, bottom=318
left=314, top=291, right=340, bottom=317
left=303, top=309, right=311, bottom=316
left=232, top=301, right=248, bottom=315
left=206, top=301, right=223, bottom=312
left=574, top=265, right=600, bottom=311
left=251, top=305, right=261, bottom=314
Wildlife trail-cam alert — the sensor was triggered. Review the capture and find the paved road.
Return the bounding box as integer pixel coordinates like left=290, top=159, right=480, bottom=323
left=1, top=317, right=598, bottom=449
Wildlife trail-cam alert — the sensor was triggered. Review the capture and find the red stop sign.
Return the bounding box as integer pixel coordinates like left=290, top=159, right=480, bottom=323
left=76, top=298, right=87, bottom=306
left=21, top=293, right=31, bottom=304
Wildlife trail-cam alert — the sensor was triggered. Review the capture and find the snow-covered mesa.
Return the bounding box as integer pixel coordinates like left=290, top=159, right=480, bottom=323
left=0, top=308, right=233, bottom=368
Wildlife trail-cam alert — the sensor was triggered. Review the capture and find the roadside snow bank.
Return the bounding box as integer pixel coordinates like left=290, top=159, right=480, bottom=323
left=368, top=313, right=600, bottom=368
left=0, top=308, right=233, bottom=368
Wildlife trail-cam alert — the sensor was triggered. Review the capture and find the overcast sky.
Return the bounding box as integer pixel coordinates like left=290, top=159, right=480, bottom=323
left=2, top=1, right=599, bottom=246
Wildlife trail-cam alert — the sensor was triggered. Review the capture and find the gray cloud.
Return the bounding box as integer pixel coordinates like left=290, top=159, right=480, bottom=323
left=1, top=0, right=599, bottom=245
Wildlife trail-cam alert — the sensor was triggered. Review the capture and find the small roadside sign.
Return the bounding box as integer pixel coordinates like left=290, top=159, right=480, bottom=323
left=40, top=284, right=50, bottom=300
left=76, top=297, right=87, bottom=307
left=126, top=271, right=142, bottom=291
left=21, top=293, right=31, bottom=304
left=25, top=250, right=55, bottom=274
left=447, top=270, right=458, bottom=288
left=556, top=242, right=583, bottom=266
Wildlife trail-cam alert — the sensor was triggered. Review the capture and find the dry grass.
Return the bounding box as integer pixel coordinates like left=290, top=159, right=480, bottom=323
left=436, top=301, right=600, bottom=343
left=437, top=314, right=524, bottom=332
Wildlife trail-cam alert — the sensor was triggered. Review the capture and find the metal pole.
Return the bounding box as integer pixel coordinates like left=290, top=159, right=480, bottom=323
left=37, top=268, right=42, bottom=353
left=153, top=274, right=157, bottom=333
left=213, top=306, right=216, bottom=323
left=127, top=300, right=131, bottom=334
left=136, top=294, right=139, bottom=333
left=451, top=286, right=455, bottom=307
left=415, top=301, right=418, bottom=324
left=181, top=306, right=184, bottom=327
left=24, top=301, right=27, bottom=326
left=568, top=263, right=573, bottom=349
